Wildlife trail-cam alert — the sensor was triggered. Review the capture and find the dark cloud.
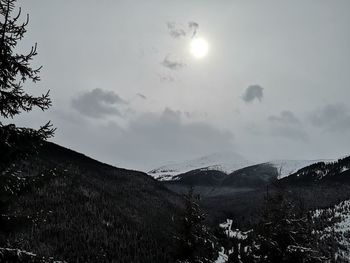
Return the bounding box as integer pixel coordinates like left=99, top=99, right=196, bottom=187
left=184, top=111, right=208, bottom=119
left=158, top=73, right=175, bottom=82
left=115, top=108, right=234, bottom=169
left=71, top=88, right=128, bottom=118
left=166, top=22, right=186, bottom=39
left=166, top=21, right=199, bottom=39
left=59, top=108, right=234, bottom=171
left=162, top=56, right=185, bottom=70
left=268, top=110, right=300, bottom=125
left=242, top=85, right=264, bottom=103
left=188, top=21, right=199, bottom=38
left=136, top=93, right=147, bottom=99
left=309, top=103, right=350, bottom=132
left=267, top=110, right=307, bottom=141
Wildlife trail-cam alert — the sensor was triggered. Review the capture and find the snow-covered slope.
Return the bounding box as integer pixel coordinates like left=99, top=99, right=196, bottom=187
left=149, top=153, right=337, bottom=181
left=269, top=159, right=336, bottom=179
left=148, top=152, right=252, bottom=181
left=313, top=200, right=350, bottom=262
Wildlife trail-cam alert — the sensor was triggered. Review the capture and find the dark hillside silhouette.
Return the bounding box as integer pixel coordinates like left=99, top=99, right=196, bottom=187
left=2, top=141, right=182, bottom=262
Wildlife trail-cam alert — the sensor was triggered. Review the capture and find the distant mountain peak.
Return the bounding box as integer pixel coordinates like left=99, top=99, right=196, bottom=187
left=148, top=153, right=342, bottom=182
left=269, top=159, right=337, bottom=179
left=148, top=151, right=252, bottom=181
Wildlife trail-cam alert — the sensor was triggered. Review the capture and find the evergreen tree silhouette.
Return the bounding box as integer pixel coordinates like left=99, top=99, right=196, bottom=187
left=175, top=187, right=218, bottom=263
left=250, top=191, right=325, bottom=263
left=0, top=0, right=54, bottom=252
left=0, top=0, right=55, bottom=176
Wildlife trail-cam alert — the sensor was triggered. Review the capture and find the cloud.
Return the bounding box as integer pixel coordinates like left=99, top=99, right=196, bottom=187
left=116, top=108, right=234, bottom=169
left=184, top=111, right=208, bottom=119
left=267, top=110, right=307, bottom=141
left=71, top=88, right=128, bottom=118
left=166, top=22, right=186, bottom=39
left=242, top=85, right=264, bottom=103
left=136, top=93, right=147, bottom=99
left=268, top=110, right=300, bottom=125
left=188, top=21, right=199, bottom=38
left=309, top=103, right=350, bottom=132
left=166, top=21, right=199, bottom=39
left=162, top=56, right=185, bottom=70
left=158, top=73, right=175, bottom=82
left=61, top=107, right=234, bottom=171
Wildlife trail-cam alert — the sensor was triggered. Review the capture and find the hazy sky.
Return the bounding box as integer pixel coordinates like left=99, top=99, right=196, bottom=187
left=10, top=0, right=350, bottom=171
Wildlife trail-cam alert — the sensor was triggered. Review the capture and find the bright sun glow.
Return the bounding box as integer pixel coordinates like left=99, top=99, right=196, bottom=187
left=190, top=37, right=209, bottom=59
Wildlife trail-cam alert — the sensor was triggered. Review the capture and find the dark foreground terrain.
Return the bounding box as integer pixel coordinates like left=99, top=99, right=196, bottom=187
left=1, top=142, right=182, bottom=262
left=1, top=141, right=350, bottom=262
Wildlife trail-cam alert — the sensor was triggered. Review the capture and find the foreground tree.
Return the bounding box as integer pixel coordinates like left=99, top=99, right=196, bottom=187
left=249, top=191, right=325, bottom=263
left=0, top=0, right=54, bottom=175
left=0, top=1, right=54, bottom=254
left=174, top=187, right=218, bottom=263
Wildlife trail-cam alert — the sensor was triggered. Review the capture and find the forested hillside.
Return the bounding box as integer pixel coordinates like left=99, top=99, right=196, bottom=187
left=1, top=142, right=182, bottom=262
left=280, top=156, right=350, bottom=185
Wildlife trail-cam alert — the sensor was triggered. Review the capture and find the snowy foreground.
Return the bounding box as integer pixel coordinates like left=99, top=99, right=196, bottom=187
left=215, top=201, right=350, bottom=263
left=314, top=200, right=350, bottom=262
left=215, top=248, right=228, bottom=263
left=215, top=219, right=252, bottom=263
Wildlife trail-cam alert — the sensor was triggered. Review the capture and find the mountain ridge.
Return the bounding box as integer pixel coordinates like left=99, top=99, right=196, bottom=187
left=148, top=151, right=252, bottom=181
left=148, top=151, right=337, bottom=182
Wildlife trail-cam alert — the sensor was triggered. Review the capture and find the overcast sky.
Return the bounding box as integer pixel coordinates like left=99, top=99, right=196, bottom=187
left=10, top=0, right=350, bottom=171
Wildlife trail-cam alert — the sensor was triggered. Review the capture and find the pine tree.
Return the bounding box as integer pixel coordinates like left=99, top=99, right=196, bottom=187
left=249, top=191, right=325, bottom=263
left=0, top=0, right=55, bottom=175
left=174, top=187, right=218, bottom=263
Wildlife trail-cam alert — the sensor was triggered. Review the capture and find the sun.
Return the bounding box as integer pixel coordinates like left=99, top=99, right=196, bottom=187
left=190, top=37, right=209, bottom=59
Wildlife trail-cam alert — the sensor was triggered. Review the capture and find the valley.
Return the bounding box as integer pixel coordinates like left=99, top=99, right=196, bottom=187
left=1, top=141, right=350, bottom=262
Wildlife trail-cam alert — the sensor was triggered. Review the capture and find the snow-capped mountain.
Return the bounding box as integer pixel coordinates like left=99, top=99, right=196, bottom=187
left=148, top=151, right=252, bottom=181
left=269, top=159, right=336, bottom=179
left=148, top=153, right=337, bottom=181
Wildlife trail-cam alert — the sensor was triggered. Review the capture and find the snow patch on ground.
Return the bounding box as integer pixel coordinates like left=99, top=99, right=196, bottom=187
left=0, top=248, right=37, bottom=257
left=341, top=166, right=350, bottom=173
left=216, top=219, right=253, bottom=262
left=314, top=200, right=350, bottom=261
left=215, top=247, right=228, bottom=263
left=219, top=219, right=251, bottom=240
